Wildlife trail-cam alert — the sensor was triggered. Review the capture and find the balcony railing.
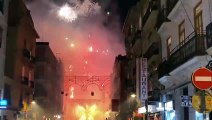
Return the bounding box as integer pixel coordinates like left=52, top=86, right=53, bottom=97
left=132, top=30, right=142, bottom=47
left=155, top=8, right=170, bottom=30
left=158, top=32, right=206, bottom=78
left=167, top=0, right=179, bottom=15
left=142, top=0, right=159, bottom=27
left=144, top=42, right=159, bottom=60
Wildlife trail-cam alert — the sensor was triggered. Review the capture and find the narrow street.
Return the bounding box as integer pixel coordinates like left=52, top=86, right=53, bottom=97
left=0, top=0, right=211, bottom=120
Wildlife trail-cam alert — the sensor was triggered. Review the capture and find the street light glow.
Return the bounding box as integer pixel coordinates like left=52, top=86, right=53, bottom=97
left=89, top=46, right=93, bottom=52
left=31, top=101, right=36, bottom=104
left=70, top=43, right=75, bottom=47
left=131, top=94, right=136, bottom=98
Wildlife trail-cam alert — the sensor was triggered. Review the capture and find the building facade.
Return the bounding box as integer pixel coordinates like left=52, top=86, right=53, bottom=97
left=34, top=42, right=63, bottom=119
left=3, top=0, right=39, bottom=119
left=0, top=0, right=10, bottom=119
left=111, top=55, right=138, bottom=120
left=122, top=0, right=164, bottom=119
left=157, top=0, right=212, bottom=119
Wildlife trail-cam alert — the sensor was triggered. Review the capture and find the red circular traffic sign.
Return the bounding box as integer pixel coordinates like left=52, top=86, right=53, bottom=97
left=192, top=67, right=212, bottom=90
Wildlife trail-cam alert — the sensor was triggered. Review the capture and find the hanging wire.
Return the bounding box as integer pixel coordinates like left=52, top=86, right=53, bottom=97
left=179, top=0, right=195, bottom=30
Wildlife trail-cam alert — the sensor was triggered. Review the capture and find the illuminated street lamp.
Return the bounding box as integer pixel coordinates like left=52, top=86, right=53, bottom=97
left=131, top=94, right=136, bottom=98
left=31, top=100, right=36, bottom=104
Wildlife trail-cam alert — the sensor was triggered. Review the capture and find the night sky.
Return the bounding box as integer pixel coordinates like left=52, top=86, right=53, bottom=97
left=117, top=0, right=139, bottom=24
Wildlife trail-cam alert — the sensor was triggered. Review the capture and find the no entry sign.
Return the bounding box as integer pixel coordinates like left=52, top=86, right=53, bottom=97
left=192, top=67, right=212, bottom=90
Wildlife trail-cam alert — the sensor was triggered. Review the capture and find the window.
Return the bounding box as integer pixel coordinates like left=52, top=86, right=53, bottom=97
left=22, top=66, right=25, bottom=77
left=179, top=20, right=185, bottom=45
left=194, top=1, right=203, bottom=34
left=29, top=71, right=32, bottom=81
left=167, top=37, right=172, bottom=56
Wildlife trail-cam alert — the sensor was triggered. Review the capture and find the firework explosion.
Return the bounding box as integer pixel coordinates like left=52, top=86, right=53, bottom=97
left=58, top=4, right=77, bottom=22
left=75, top=104, right=98, bottom=120
left=57, top=0, right=101, bottom=22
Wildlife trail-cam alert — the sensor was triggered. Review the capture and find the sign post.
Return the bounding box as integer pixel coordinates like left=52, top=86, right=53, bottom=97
left=192, top=67, right=212, bottom=120
left=140, top=58, right=148, bottom=120
left=192, top=67, right=212, bottom=90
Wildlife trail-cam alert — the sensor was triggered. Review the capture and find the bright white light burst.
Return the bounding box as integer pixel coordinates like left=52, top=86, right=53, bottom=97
left=89, top=46, right=93, bottom=52
left=57, top=4, right=78, bottom=23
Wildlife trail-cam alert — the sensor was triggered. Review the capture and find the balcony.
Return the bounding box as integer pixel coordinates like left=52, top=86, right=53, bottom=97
left=144, top=42, right=159, bottom=60
left=158, top=32, right=206, bottom=78
left=142, top=0, right=159, bottom=27
left=21, top=76, right=29, bottom=86
left=167, top=0, right=179, bottom=16
left=155, top=8, right=170, bottom=30
left=131, top=30, right=142, bottom=47
left=148, top=90, right=160, bottom=101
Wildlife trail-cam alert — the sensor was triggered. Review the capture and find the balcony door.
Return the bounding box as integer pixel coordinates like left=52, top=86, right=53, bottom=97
left=179, top=20, right=185, bottom=46
left=194, top=1, right=203, bottom=34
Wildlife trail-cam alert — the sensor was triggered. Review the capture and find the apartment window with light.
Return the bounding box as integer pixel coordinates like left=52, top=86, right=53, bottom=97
left=167, top=37, right=172, bottom=56
left=179, top=20, right=185, bottom=46
left=22, top=66, right=25, bottom=77
left=194, top=1, right=203, bottom=34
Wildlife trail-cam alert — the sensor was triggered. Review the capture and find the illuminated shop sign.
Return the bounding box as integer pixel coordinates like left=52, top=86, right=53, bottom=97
left=165, top=101, right=174, bottom=111
left=138, top=105, right=157, bottom=113
left=156, top=101, right=174, bottom=111
left=0, top=100, right=7, bottom=109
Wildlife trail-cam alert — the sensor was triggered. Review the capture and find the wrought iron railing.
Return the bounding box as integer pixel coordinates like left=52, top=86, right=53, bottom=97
left=155, top=8, right=170, bottom=30
left=158, top=32, right=206, bottom=78
left=142, top=0, right=159, bottom=27
left=167, top=0, right=179, bottom=15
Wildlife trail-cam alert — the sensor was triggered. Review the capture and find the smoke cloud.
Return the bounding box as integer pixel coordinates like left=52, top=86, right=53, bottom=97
left=26, top=0, right=125, bottom=76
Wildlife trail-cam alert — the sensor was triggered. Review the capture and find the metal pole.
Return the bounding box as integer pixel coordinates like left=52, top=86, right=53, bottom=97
left=201, top=90, right=206, bottom=120
left=145, top=100, right=148, bottom=120
left=164, top=102, right=166, bottom=120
